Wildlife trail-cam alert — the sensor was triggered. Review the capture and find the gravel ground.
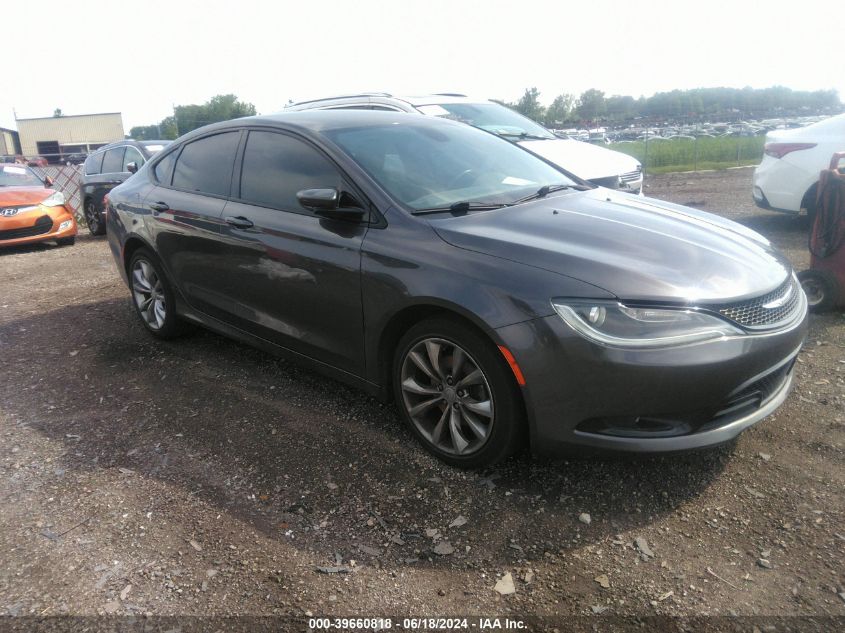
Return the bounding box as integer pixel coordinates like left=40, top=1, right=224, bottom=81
left=1, top=167, right=843, bottom=629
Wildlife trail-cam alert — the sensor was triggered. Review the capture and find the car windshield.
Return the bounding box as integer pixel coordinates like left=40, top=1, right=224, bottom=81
left=417, top=102, right=557, bottom=140
left=0, top=164, right=44, bottom=187
left=324, top=120, right=574, bottom=211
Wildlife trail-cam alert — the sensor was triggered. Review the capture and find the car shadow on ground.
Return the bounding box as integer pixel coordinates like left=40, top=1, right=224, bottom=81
left=1, top=297, right=732, bottom=568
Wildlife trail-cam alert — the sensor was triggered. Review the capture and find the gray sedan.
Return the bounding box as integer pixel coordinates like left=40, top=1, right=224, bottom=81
left=105, top=111, right=807, bottom=467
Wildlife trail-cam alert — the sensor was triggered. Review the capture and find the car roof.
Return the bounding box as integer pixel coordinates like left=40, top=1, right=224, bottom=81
left=94, top=139, right=171, bottom=153
left=176, top=110, right=471, bottom=141
left=287, top=93, right=492, bottom=109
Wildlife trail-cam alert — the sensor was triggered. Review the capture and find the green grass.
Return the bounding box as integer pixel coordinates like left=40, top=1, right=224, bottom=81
left=607, top=136, right=765, bottom=173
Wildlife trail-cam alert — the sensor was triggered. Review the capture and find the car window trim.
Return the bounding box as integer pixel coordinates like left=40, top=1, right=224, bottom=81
left=155, top=130, right=244, bottom=201
left=232, top=126, right=382, bottom=225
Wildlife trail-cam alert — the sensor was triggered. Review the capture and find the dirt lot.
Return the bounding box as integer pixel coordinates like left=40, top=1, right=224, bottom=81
left=1, top=167, right=843, bottom=629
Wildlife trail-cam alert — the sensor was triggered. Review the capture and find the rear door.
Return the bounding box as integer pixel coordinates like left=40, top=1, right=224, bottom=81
left=212, top=128, right=369, bottom=375
left=143, top=131, right=242, bottom=315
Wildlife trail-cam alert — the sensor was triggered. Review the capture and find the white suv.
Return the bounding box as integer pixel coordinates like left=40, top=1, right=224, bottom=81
left=286, top=93, right=643, bottom=194
left=753, top=113, right=845, bottom=219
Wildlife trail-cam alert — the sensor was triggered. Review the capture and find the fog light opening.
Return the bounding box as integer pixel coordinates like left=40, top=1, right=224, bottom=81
left=58, top=220, right=73, bottom=231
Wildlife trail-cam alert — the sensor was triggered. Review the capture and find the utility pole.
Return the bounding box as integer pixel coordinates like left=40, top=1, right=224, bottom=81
left=172, top=104, right=179, bottom=137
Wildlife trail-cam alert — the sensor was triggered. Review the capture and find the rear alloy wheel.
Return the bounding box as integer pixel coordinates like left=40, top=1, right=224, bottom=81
left=129, top=249, right=182, bottom=338
left=85, top=199, right=106, bottom=235
left=798, top=269, right=839, bottom=313
left=394, top=318, right=524, bottom=467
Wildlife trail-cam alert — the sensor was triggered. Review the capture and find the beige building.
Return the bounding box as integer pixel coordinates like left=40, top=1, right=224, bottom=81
left=16, top=112, right=124, bottom=161
left=0, top=127, right=20, bottom=157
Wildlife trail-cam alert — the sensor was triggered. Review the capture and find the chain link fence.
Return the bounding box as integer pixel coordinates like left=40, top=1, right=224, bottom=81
left=27, top=164, right=85, bottom=219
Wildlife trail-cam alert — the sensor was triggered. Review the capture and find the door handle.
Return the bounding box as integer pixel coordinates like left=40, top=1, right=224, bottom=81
left=225, top=216, right=254, bottom=229
left=149, top=201, right=169, bottom=212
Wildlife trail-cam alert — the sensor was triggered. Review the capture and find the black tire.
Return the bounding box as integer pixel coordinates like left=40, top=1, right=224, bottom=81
left=798, top=269, right=839, bottom=313
left=128, top=248, right=183, bottom=339
left=393, top=317, right=525, bottom=468
left=56, top=236, right=75, bottom=246
left=84, top=199, right=106, bottom=236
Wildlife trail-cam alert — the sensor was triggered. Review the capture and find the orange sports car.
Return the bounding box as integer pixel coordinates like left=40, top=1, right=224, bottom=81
left=0, top=164, right=77, bottom=247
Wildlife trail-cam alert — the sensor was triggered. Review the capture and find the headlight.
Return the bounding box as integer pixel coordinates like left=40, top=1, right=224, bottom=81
left=552, top=300, right=742, bottom=349
left=40, top=191, right=66, bottom=207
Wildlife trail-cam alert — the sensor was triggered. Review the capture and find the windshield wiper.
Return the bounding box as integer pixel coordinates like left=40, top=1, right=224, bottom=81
left=511, top=184, right=580, bottom=205
left=495, top=131, right=553, bottom=141
left=412, top=201, right=509, bottom=216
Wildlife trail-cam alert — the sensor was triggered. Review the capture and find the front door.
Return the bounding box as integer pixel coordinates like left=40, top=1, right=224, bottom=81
left=212, top=129, right=368, bottom=376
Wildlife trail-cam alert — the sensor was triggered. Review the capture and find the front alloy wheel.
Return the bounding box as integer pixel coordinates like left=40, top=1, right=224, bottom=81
left=394, top=318, right=525, bottom=467
left=400, top=337, right=494, bottom=456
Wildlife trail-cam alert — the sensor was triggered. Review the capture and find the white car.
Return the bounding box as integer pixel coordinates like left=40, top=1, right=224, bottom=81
left=286, top=93, right=643, bottom=194
left=753, top=113, right=845, bottom=219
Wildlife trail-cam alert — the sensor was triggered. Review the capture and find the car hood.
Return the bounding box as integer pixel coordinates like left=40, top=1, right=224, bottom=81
left=519, top=138, right=640, bottom=181
left=429, top=189, right=791, bottom=304
left=0, top=186, right=55, bottom=206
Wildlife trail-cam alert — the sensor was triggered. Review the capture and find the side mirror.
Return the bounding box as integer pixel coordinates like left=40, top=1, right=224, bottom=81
left=297, top=188, right=366, bottom=221
left=297, top=188, right=338, bottom=210
left=126, top=162, right=138, bottom=174
left=44, top=176, right=54, bottom=187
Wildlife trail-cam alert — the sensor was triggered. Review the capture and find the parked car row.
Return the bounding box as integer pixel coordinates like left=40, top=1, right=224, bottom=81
left=103, top=109, right=807, bottom=467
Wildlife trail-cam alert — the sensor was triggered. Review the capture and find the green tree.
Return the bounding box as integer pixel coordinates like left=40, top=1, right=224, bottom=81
left=174, top=94, right=257, bottom=135
left=576, top=89, right=606, bottom=121
left=544, top=94, right=574, bottom=127
left=53, top=108, right=63, bottom=117
left=129, top=125, right=162, bottom=140
left=513, top=88, right=545, bottom=122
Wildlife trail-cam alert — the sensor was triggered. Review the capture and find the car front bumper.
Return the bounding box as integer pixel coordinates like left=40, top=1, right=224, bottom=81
left=495, top=307, right=807, bottom=455
left=0, top=206, right=77, bottom=247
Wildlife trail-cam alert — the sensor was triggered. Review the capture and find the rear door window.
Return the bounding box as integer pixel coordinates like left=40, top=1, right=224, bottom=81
left=153, top=150, right=177, bottom=185
left=84, top=152, right=105, bottom=175
left=101, top=147, right=126, bottom=174
left=171, top=132, right=240, bottom=197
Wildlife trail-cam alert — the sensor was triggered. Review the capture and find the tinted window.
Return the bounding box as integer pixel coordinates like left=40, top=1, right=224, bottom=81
left=101, top=147, right=125, bottom=174
left=153, top=151, right=177, bottom=185
left=123, top=146, right=145, bottom=171
left=239, top=131, right=341, bottom=211
left=172, top=132, right=239, bottom=196
left=84, top=152, right=105, bottom=175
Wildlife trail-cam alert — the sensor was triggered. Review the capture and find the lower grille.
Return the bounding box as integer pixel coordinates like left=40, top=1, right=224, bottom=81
left=0, top=215, right=53, bottom=241
left=578, top=359, right=794, bottom=439
left=705, top=359, right=794, bottom=426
